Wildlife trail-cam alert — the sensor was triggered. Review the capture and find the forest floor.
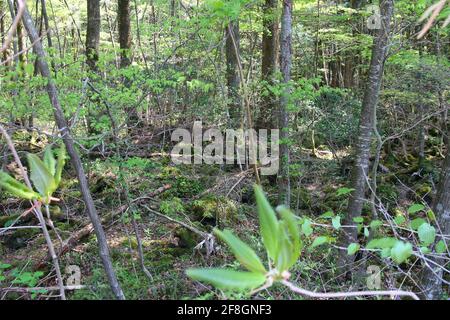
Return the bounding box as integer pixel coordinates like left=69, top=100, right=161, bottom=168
left=0, top=128, right=445, bottom=300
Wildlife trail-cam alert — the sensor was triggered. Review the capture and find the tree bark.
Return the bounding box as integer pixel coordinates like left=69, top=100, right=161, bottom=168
left=278, top=0, right=292, bottom=207
left=86, top=0, right=100, bottom=70
left=338, top=0, right=394, bottom=275
left=20, top=3, right=125, bottom=300
left=257, top=0, right=279, bottom=130
left=421, top=138, right=450, bottom=299
left=225, top=20, right=241, bottom=126
left=118, top=0, right=131, bottom=68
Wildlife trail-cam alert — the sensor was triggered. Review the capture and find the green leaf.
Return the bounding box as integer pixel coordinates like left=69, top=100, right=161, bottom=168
left=332, top=216, right=341, bottom=230
left=310, top=236, right=329, bottom=249
left=214, top=229, right=266, bottom=274
left=347, top=243, right=360, bottom=255
left=27, top=153, right=57, bottom=201
left=394, top=215, right=406, bottom=226
left=186, top=268, right=266, bottom=291
left=418, top=223, right=436, bottom=247
left=54, top=143, right=66, bottom=186
left=408, top=203, right=425, bottom=214
left=336, top=187, right=354, bottom=196
left=370, top=220, right=383, bottom=230
left=435, top=240, right=447, bottom=254
left=364, top=227, right=370, bottom=238
left=43, top=146, right=56, bottom=177
left=390, top=241, right=413, bottom=264
left=0, top=171, right=40, bottom=200
left=366, top=237, right=397, bottom=250
left=301, top=218, right=313, bottom=237
left=275, top=221, right=293, bottom=272
left=410, top=218, right=426, bottom=230
left=353, top=217, right=364, bottom=223
left=277, top=206, right=302, bottom=269
left=254, top=185, right=279, bottom=260
left=320, top=211, right=334, bottom=218
left=0, top=263, right=11, bottom=269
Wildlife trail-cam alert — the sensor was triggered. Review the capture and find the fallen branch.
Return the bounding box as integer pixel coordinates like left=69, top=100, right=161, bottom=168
left=280, top=280, right=420, bottom=300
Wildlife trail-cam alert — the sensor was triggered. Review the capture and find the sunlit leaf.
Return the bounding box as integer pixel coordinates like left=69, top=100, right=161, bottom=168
left=186, top=268, right=266, bottom=291
left=27, top=154, right=57, bottom=201
left=214, top=229, right=266, bottom=274
left=390, top=241, right=413, bottom=264
left=254, top=185, right=279, bottom=260
left=347, top=243, right=360, bottom=255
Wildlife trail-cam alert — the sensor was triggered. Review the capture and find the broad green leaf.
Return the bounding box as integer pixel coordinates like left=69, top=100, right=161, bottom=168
left=332, top=216, right=341, bottom=230
left=277, top=206, right=302, bottom=268
left=353, top=217, right=364, bottom=223
left=390, top=241, right=413, bottom=264
left=254, top=185, right=279, bottom=260
left=0, top=171, right=40, bottom=200
left=370, top=220, right=383, bottom=230
left=214, top=229, right=266, bottom=274
left=410, top=218, right=426, bottom=230
left=336, top=187, right=354, bottom=196
left=27, top=154, right=57, bottom=200
left=347, top=243, right=360, bottom=255
left=435, top=240, right=447, bottom=254
left=275, top=221, right=293, bottom=272
left=186, top=268, right=266, bottom=291
left=0, top=263, right=11, bottom=269
left=310, top=236, right=329, bottom=249
left=408, top=204, right=425, bottom=214
left=320, top=211, right=334, bottom=218
left=54, top=143, right=66, bottom=186
left=394, top=215, right=406, bottom=226
left=418, top=223, right=436, bottom=246
left=43, top=146, right=56, bottom=177
left=366, top=237, right=397, bottom=250
left=301, top=218, right=313, bottom=237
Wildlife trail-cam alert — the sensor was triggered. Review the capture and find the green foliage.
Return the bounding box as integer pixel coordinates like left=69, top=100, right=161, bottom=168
left=0, top=143, right=66, bottom=204
left=186, top=185, right=303, bottom=294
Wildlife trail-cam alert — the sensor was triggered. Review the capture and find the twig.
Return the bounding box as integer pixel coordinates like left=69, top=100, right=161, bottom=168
left=280, top=280, right=420, bottom=300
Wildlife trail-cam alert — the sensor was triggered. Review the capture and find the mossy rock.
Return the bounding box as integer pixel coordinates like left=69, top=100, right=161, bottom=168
left=414, top=183, right=432, bottom=197
left=189, top=196, right=237, bottom=225
left=174, top=227, right=199, bottom=249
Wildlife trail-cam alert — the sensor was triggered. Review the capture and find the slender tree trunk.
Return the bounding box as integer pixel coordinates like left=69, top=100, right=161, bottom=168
left=225, top=20, right=241, bottom=126
left=1, top=0, right=7, bottom=63
left=421, top=136, right=450, bottom=299
left=338, top=0, right=394, bottom=275
left=258, top=0, right=279, bottom=130
left=20, top=3, right=125, bottom=300
left=118, top=0, right=131, bottom=68
left=278, top=0, right=292, bottom=207
left=86, top=0, right=100, bottom=70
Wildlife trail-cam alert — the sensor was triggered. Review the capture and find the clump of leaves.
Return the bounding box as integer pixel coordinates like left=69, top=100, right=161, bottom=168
left=0, top=144, right=66, bottom=205
left=186, top=185, right=302, bottom=292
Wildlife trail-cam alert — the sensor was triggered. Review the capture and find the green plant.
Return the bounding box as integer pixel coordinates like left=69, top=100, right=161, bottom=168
left=0, top=144, right=66, bottom=205
left=186, top=185, right=302, bottom=292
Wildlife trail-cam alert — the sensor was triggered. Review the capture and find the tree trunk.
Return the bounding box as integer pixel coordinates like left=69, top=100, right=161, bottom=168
left=338, top=0, right=394, bottom=275
left=118, top=0, right=131, bottom=68
left=278, top=0, right=292, bottom=207
left=20, top=3, right=125, bottom=300
left=257, top=0, right=279, bottom=130
left=421, top=138, right=450, bottom=299
left=225, top=20, right=241, bottom=126
left=86, top=0, right=100, bottom=70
